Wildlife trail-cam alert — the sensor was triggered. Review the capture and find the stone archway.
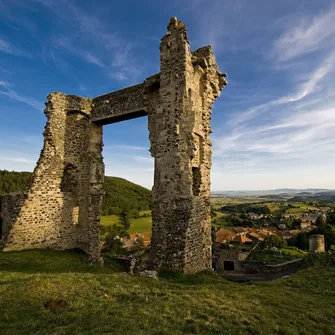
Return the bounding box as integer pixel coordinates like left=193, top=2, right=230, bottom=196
left=3, top=17, right=227, bottom=273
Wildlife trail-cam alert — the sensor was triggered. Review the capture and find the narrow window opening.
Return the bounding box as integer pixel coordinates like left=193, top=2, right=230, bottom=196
left=61, top=163, right=78, bottom=193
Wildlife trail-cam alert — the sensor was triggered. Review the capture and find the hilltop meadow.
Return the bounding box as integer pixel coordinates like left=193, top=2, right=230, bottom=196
left=0, top=249, right=335, bottom=335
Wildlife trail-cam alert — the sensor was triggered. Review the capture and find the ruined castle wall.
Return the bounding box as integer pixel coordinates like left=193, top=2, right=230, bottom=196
left=92, top=83, right=147, bottom=124
left=0, top=192, right=27, bottom=240
left=76, top=124, right=104, bottom=263
left=4, top=93, right=104, bottom=262
left=148, top=18, right=226, bottom=273
left=3, top=17, right=226, bottom=273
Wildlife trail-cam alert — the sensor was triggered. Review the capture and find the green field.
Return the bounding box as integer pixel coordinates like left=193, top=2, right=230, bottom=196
left=264, top=202, right=318, bottom=214
left=212, top=212, right=232, bottom=228
left=128, top=216, right=152, bottom=234
left=100, top=211, right=152, bottom=234
left=0, top=250, right=335, bottom=334
left=100, top=215, right=120, bottom=226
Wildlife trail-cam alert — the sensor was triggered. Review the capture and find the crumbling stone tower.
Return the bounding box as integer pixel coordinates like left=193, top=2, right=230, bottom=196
left=3, top=17, right=227, bottom=273
left=148, top=18, right=226, bottom=272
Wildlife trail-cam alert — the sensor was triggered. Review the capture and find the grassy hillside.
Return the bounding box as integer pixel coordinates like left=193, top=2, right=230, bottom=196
left=0, top=170, right=151, bottom=214
left=0, top=250, right=334, bottom=335
left=102, top=176, right=151, bottom=214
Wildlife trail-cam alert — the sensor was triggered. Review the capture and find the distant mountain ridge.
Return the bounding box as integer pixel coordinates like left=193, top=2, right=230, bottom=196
left=212, top=188, right=335, bottom=196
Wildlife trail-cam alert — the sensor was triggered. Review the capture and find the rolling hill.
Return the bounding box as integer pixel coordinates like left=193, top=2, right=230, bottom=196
left=0, top=170, right=151, bottom=214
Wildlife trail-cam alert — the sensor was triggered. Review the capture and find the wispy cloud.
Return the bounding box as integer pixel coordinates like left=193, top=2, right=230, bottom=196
left=50, top=35, right=104, bottom=69
left=272, top=8, right=335, bottom=62
left=0, top=81, right=44, bottom=111
left=134, top=156, right=153, bottom=163
left=0, top=66, right=12, bottom=74
left=118, top=145, right=147, bottom=151
left=35, top=0, right=144, bottom=83
left=84, top=52, right=104, bottom=68
left=0, top=36, right=33, bottom=58
left=0, top=156, right=35, bottom=164
left=229, top=52, right=335, bottom=126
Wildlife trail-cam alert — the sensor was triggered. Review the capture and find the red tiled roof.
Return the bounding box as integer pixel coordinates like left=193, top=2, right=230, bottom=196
left=248, top=232, right=260, bottom=239
left=216, top=229, right=234, bottom=243
left=232, top=235, right=252, bottom=243
left=232, top=227, right=246, bottom=234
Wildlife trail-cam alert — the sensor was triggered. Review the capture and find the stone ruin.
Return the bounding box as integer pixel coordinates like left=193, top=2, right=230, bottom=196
left=1, top=17, right=227, bottom=273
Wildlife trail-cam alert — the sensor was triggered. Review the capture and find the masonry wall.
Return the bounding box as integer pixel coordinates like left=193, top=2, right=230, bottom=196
left=213, top=245, right=249, bottom=272
left=148, top=18, right=226, bottom=273
left=3, top=93, right=104, bottom=263
left=3, top=17, right=226, bottom=273
left=0, top=192, right=27, bottom=240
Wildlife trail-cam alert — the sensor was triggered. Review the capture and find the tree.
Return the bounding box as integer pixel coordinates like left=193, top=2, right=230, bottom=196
left=327, top=212, right=335, bottom=226
left=315, top=216, right=324, bottom=227
left=227, top=214, right=243, bottom=226
left=292, top=218, right=302, bottom=229
left=101, top=224, right=126, bottom=254
left=262, top=234, right=287, bottom=249
left=296, top=231, right=309, bottom=250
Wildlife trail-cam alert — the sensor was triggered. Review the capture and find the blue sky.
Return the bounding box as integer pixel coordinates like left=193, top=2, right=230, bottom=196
left=0, top=0, right=335, bottom=191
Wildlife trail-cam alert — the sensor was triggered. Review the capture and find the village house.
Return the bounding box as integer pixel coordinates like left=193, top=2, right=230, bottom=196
left=303, top=213, right=321, bottom=224
left=246, top=231, right=264, bottom=242
left=121, top=232, right=151, bottom=249
left=232, top=235, right=252, bottom=244
left=216, top=229, right=234, bottom=244
left=300, top=221, right=311, bottom=229
left=278, top=223, right=287, bottom=230
left=232, top=227, right=247, bottom=235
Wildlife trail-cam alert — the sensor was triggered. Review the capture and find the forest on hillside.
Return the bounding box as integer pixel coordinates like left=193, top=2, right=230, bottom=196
left=0, top=170, right=151, bottom=214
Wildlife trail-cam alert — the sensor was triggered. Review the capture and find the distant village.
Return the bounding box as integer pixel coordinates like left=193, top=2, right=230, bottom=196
left=113, top=205, right=331, bottom=252
left=109, top=202, right=333, bottom=274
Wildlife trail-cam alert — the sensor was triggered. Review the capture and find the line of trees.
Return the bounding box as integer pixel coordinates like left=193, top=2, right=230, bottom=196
left=220, top=203, right=271, bottom=215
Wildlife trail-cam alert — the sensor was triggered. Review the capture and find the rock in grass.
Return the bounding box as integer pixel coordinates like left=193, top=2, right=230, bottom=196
left=139, top=270, right=158, bottom=279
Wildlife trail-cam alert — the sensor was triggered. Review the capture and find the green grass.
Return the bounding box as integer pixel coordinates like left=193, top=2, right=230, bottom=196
left=212, top=212, right=233, bottom=228
left=128, top=216, right=152, bottom=234
left=286, top=203, right=318, bottom=214
left=0, top=250, right=334, bottom=335
left=100, top=214, right=152, bottom=234
left=264, top=202, right=318, bottom=215
left=100, top=215, right=120, bottom=226
left=282, top=247, right=308, bottom=257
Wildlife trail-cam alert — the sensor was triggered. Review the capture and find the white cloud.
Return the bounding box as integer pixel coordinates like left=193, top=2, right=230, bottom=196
left=117, top=145, right=147, bottom=151
left=0, top=156, right=35, bottom=164
left=0, top=36, right=33, bottom=58
left=0, top=81, right=44, bottom=111
left=109, top=71, right=128, bottom=82
left=37, top=0, right=144, bottom=83
left=84, top=52, right=104, bottom=68
left=229, top=52, right=335, bottom=125
left=273, top=8, right=335, bottom=61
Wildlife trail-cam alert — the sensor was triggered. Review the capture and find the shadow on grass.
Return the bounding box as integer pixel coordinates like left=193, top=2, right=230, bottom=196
left=0, top=248, right=233, bottom=287
left=0, top=249, right=124, bottom=274
left=158, top=270, right=231, bottom=286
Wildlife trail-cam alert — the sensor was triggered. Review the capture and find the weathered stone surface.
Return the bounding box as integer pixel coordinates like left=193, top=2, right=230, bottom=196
left=92, top=83, right=147, bottom=124
left=139, top=270, right=158, bottom=279
left=3, top=93, right=104, bottom=264
left=309, top=234, right=325, bottom=253
left=0, top=192, right=27, bottom=240
left=3, top=17, right=226, bottom=273
left=147, top=18, right=226, bottom=273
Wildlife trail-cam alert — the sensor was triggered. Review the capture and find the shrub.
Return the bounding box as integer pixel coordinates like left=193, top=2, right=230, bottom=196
left=261, top=234, right=287, bottom=249
left=303, top=252, right=335, bottom=267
